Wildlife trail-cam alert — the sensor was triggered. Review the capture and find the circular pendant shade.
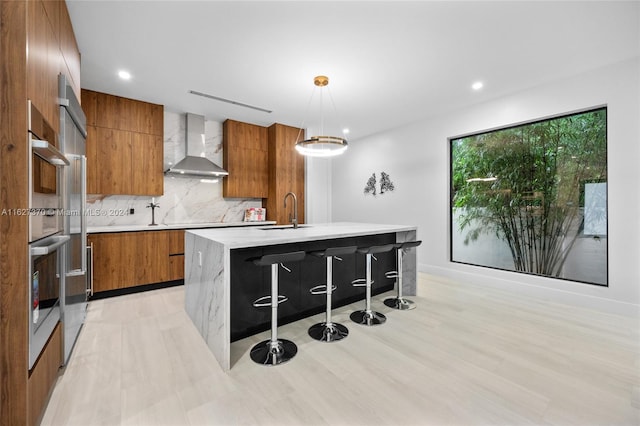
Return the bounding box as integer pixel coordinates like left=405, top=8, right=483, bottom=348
left=295, top=136, right=348, bottom=157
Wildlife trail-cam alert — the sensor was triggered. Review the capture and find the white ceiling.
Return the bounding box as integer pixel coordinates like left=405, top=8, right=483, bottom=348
left=67, top=1, right=639, bottom=141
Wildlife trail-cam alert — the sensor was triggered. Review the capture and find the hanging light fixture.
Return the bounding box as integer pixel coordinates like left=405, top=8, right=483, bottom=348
left=295, top=75, right=348, bottom=157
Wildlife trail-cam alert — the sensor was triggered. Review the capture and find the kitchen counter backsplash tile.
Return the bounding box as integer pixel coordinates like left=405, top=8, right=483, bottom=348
left=87, top=111, right=262, bottom=227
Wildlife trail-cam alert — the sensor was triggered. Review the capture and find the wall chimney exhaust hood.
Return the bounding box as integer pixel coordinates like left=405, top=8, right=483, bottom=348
left=164, top=113, right=228, bottom=178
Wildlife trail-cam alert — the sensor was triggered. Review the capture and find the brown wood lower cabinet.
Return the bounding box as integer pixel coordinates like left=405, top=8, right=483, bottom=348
left=88, top=230, right=185, bottom=293
left=167, top=230, right=185, bottom=282
left=28, top=322, right=62, bottom=426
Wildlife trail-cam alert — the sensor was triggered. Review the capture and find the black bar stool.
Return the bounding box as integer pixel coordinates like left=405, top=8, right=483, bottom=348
left=249, top=250, right=306, bottom=366
left=384, top=240, right=422, bottom=310
left=350, top=244, right=395, bottom=326
left=308, top=245, right=358, bottom=342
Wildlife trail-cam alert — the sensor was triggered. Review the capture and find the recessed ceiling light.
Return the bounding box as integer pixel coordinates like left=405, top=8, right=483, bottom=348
left=472, top=81, right=484, bottom=91
left=342, top=128, right=350, bottom=135
left=118, top=70, right=131, bottom=80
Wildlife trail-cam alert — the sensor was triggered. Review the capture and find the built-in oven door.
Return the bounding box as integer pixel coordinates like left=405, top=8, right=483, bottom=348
left=28, top=100, right=69, bottom=243
left=29, top=233, right=69, bottom=370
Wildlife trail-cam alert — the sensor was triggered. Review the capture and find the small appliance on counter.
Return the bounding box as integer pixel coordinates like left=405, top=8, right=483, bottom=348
left=244, top=208, right=266, bottom=222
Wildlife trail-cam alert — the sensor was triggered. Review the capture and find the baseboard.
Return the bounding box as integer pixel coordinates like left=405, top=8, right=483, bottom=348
left=419, top=263, right=639, bottom=317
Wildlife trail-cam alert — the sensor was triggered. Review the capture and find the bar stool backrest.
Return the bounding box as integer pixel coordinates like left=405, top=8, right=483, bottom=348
left=357, top=244, right=395, bottom=255
left=396, top=240, right=422, bottom=250
left=322, top=245, right=357, bottom=258
left=253, top=250, right=306, bottom=266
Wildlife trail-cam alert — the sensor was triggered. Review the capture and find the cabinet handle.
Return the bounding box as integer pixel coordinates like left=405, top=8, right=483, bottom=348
left=86, top=242, right=94, bottom=297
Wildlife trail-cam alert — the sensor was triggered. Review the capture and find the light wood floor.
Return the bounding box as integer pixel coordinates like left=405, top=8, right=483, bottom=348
left=41, top=273, right=640, bottom=426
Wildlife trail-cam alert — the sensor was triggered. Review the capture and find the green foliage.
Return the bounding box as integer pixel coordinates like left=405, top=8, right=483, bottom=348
left=451, top=108, right=607, bottom=277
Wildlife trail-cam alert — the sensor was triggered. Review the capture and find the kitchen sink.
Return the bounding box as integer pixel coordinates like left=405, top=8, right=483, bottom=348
left=259, top=225, right=312, bottom=230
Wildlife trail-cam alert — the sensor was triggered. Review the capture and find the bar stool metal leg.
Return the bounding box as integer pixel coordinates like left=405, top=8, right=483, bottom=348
left=350, top=251, right=387, bottom=326
left=250, top=262, right=298, bottom=366
left=384, top=240, right=421, bottom=310
left=308, top=255, right=349, bottom=342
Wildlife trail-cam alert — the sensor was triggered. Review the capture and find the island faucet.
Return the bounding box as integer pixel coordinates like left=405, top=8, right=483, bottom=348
left=283, top=192, right=298, bottom=228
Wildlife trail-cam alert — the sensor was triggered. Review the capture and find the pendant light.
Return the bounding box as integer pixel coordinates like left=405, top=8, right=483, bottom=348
left=295, top=75, right=348, bottom=157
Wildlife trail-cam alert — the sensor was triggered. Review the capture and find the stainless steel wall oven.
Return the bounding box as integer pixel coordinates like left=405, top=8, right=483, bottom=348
left=27, top=100, right=69, bottom=369
left=29, top=234, right=68, bottom=369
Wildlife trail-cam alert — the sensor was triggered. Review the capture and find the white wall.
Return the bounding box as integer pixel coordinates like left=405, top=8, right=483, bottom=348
left=322, top=58, right=640, bottom=315
left=305, top=156, right=332, bottom=224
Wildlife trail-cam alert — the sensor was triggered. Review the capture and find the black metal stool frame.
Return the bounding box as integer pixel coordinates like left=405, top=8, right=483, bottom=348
left=249, top=250, right=306, bottom=366
left=350, top=244, right=395, bottom=326
left=384, top=240, right=422, bottom=310
left=308, top=245, right=358, bottom=342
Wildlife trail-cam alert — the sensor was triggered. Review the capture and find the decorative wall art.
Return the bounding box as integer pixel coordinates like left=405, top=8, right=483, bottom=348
left=364, top=172, right=396, bottom=196
left=450, top=107, right=608, bottom=286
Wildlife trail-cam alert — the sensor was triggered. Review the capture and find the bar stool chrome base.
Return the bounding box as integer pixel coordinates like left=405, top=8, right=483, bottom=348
left=250, top=339, right=297, bottom=366
left=308, top=322, right=349, bottom=342
left=383, top=297, right=416, bottom=310
left=350, top=310, right=386, bottom=326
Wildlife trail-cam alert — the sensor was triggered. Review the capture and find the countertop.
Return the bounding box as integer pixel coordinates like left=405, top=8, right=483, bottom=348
left=187, top=222, right=417, bottom=249
left=88, top=221, right=276, bottom=234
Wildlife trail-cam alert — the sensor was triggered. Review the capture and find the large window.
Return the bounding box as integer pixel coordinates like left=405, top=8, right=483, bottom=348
left=450, top=107, right=607, bottom=285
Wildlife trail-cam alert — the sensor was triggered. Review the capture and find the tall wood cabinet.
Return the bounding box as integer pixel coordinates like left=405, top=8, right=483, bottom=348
left=1, top=1, right=81, bottom=424
left=265, top=123, right=306, bottom=225
left=81, top=89, right=164, bottom=196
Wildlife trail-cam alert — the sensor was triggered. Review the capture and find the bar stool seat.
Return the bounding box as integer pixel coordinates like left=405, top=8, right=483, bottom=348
left=384, top=240, right=422, bottom=310
left=249, top=250, right=305, bottom=366
left=350, top=244, right=395, bottom=326
left=308, top=245, right=358, bottom=342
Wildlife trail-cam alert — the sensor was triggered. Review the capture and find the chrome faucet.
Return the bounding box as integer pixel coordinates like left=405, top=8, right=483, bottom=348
left=284, top=192, right=298, bottom=229
left=146, top=200, right=160, bottom=226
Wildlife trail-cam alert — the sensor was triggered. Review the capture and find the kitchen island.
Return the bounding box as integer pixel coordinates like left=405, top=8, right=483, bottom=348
left=184, top=222, right=417, bottom=371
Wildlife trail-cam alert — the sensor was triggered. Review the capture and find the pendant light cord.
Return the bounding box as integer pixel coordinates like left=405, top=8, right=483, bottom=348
left=295, top=85, right=318, bottom=143
left=326, top=86, right=346, bottom=137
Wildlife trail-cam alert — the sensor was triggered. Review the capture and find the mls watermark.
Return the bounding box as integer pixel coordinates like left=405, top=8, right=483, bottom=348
left=1, top=208, right=130, bottom=217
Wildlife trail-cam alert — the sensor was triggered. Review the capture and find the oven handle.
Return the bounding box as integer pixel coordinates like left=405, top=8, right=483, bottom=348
left=31, top=137, right=70, bottom=167
left=30, top=235, right=70, bottom=256
left=87, top=242, right=94, bottom=297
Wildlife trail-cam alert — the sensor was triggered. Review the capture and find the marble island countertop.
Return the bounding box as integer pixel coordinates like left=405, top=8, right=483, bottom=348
left=185, top=221, right=418, bottom=371
left=88, top=221, right=276, bottom=234
left=187, top=222, right=417, bottom=249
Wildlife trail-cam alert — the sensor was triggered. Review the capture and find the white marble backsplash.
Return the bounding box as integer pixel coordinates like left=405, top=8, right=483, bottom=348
left=87, top=110, right=262, bottom=227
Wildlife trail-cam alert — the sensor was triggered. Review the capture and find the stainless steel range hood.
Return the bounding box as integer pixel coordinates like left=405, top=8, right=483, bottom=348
left=164, top=113, right=228, bottom=178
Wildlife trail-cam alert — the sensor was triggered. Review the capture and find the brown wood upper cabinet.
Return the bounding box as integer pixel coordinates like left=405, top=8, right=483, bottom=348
left=81, top=89, right=164, bottom=196
left=27, top=0, right=82, bottom=131
left=27, top=0, right=60, bottom=134
left=222, top=119, right=269, bottom=198
left=96, top=93, right=163, bottom=136
left=222, top=119, right=305, bottom=224
left=58, top=0, right=81, bottom=100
